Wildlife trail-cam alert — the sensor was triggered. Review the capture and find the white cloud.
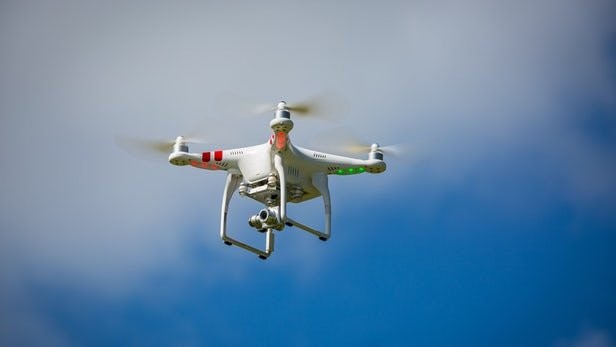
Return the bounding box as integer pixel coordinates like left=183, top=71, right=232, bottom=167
left=556, top=329, right=615, bottom=347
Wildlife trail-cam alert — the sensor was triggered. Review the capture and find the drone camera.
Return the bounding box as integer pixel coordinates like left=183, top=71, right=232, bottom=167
left=248, top=208, right=281, bottom=230
left=248, top=215, right=263, bottom=229
left=258, top=208, right=280, bottom=226
left=259, top=209, right=269, bottom=221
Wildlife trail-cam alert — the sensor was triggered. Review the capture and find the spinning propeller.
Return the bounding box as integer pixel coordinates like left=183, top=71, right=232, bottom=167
left=215, top=92, right=348, bottom=121
left=340, top=141, right=408, bottom=157
left=115, top=135, right=208, bottom=158
left=310, top=127, right=408, bottom=158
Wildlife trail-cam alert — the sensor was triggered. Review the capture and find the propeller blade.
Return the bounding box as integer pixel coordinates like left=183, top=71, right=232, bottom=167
left=214, top=92, right=274, bottom=116
left=286, top=93, right=348, bottom=120
left=310, top=127, right=409, bottom=157
left=378, top=144, right=409, bottom=157
left=339, top=142, right=409, bottom=157
left=214, top=91, right=348, bottom=120
left=286, top=103, right=312, bottom=115
left=115, top=136, right=208, bottom=158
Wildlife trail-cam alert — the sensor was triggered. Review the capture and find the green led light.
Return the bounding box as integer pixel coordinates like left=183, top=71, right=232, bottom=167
left=336, top=169, right=344, bottom=175
left=348, top=168, right=355, bottom=173
left=359, top=167, right=365, bottom=173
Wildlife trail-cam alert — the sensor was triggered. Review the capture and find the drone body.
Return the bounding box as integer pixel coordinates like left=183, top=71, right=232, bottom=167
left=167, top=102, right=386, bottom=259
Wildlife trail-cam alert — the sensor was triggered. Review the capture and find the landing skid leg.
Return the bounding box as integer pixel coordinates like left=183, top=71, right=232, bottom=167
left=219, top=173, right=274, bottom=259
left=286, top=217, right=329, bottom=241
left=286, top=172, right=331, bottom=241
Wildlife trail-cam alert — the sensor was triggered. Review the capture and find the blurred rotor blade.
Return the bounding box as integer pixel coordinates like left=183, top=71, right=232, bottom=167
left=114, top=136, right=208, bottom=160
left=115, top=136, right=172, bottom=155
left=214, top=91, right=348, bottom=121
left=340, top=139, right=372, bottom=154
left=310, top=127, right=368, bottom=154
left=377, top=143, right=410, bottom=157
left=310, top=127, right=410, bottom=158
left=344, top=141, right=409, bottom=157
left=180, top=137, right=209, bottom=145
left=286, top=93, right=349, bottom=120
left=214, top=92, right=273, bottom=116
left=310, top=127, right=358, bottom=154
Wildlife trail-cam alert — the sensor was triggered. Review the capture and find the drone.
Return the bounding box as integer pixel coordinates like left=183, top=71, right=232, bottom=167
left=139, top=101, right=388, bottom=259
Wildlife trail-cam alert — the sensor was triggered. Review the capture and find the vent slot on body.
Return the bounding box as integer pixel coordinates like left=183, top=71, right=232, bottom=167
left=313, top=152, right=327, bottom=159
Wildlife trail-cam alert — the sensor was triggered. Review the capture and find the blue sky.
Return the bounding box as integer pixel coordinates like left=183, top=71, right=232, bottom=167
left=1, top=1, right=615, bottom=346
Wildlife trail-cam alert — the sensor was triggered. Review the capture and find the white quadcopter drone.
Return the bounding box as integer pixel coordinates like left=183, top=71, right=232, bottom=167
left=144, top=101, right=388, bottom=259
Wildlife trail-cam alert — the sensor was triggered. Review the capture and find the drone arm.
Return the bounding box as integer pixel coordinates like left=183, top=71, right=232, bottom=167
left=291, top=145, right=386, bottom=175
left=172, top=147, right=245, bottom=172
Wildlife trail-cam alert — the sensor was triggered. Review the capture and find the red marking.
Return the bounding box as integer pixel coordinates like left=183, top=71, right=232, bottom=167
left=202, top=152, right=211, bottom=162
left=190, top=160, right=219, bottom=170
left=214, top=150, right=223, bottom=161
left=275, top=131, right=287, bottom=150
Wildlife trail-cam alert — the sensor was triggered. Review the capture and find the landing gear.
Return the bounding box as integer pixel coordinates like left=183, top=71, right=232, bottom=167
left=224, top=241, right=232, bottom=246
left=258, top=255, right=268, bottom=260
left=319, top=237, right=328, bottom=241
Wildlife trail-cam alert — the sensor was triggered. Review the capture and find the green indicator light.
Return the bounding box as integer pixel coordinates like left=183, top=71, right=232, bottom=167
left=337, top=167, right=366, bottom=175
